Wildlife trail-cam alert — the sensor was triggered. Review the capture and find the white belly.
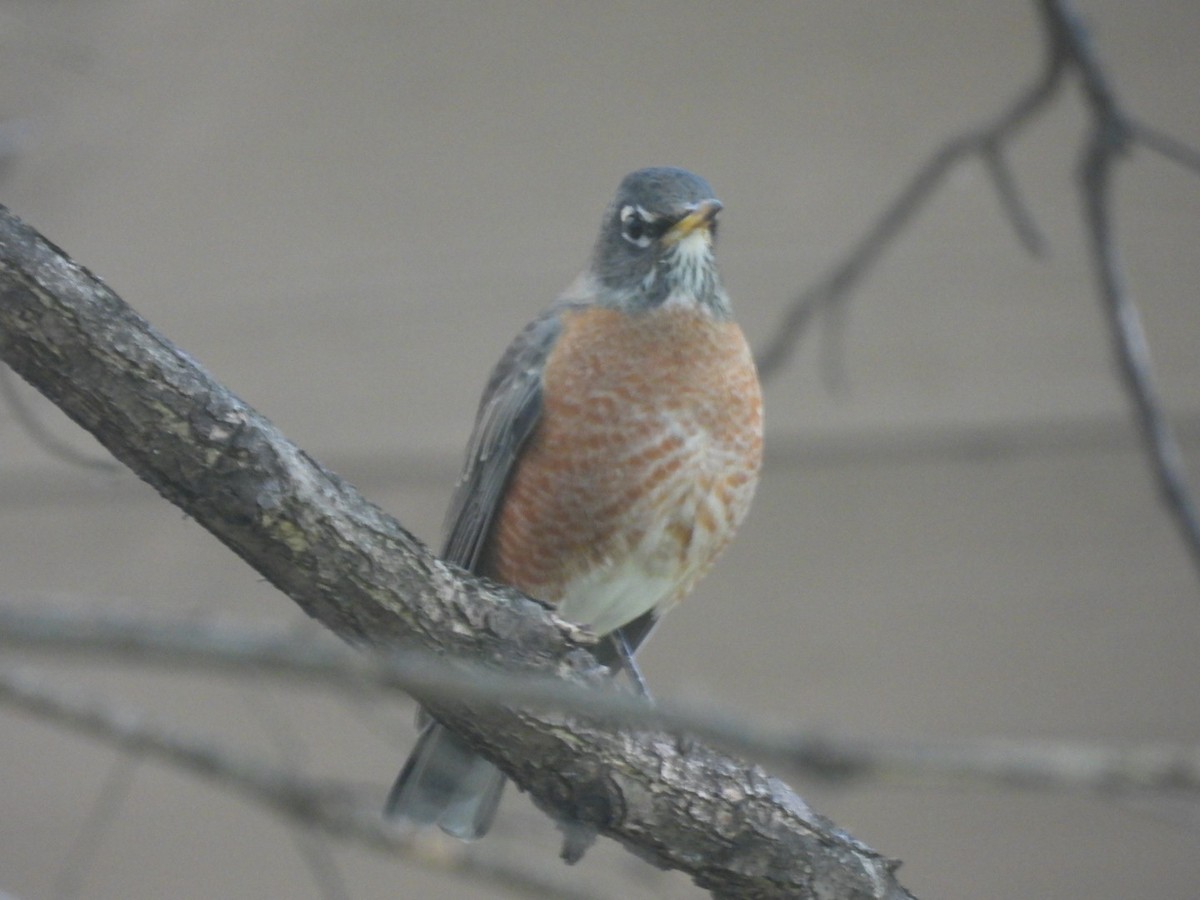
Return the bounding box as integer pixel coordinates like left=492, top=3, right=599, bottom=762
left=554, top=466, right=749, bottom=635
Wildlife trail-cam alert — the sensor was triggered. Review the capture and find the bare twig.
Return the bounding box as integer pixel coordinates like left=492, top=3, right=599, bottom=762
left=0, top=366, right=119, bottom=473
left=289, top=833, right=352, bottom=900
left=754, top=7, right=1067, bottom=381
left=1078, top=125, right=1200, bottom=574
left=238, top=688, right=353, bottom=900
left=0, top=119, right=30, bottom=174
left=1045, top=0, right=1200, bottom=577
left=0, top=666, right=604, bottom=900
left=51, top=751, right=141, bottom=900
left=1133, top=121, right=1200, bottom=176
left=759, top=0, right=1200, bottom=581
left=3, top=605, right=1198, bottom=798
left=980, top=143, right=1048, bottom=257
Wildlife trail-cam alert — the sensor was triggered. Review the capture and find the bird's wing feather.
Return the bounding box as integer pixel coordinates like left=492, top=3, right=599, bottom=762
left=440, top=308, right=564, bottom=571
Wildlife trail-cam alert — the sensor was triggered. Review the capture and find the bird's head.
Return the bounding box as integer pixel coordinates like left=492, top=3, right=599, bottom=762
left=591, top=167, right=729, bottom=317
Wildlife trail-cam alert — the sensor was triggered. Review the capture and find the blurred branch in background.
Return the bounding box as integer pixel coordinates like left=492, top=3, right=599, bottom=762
left=4, top=606, right=1199, bottom=798
left=757, top=0, right=1200, bottom=582
left=0, top=118, right=30, bottom=179
left=0, top=664, right=601, bottom=900
left=0, top=366, right=119, bottom=473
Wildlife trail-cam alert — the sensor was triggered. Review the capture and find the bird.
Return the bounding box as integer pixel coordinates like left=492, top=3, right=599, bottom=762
left=385, top=166, right=763, bottom=841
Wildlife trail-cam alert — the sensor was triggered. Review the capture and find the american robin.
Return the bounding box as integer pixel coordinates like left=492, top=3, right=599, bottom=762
left=385, top=166, right=763, bottom=839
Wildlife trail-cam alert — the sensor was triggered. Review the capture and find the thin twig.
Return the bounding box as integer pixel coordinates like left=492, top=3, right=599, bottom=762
left=0, top=666, right=604, bottom=900
left=760, top=0, right=1200, bottom=582
left=1045, top=0, right=1200, bottom=577
left=1132, top=120, right=1200, bottom=176
left=290, top=832, right=353, bottom=900
left=980, top=142, right=1048, bottom=256
left=3, top=606, right=1197, bottom=798
left=51, top=751, right=142, bottom=900
left=754, top=9, right=1067, bottom=381
left=1078, top=129, right=1200, bottom=574
left=239, top=688, right=353, bottom=900
left=0, top=366, right=119, bottom=473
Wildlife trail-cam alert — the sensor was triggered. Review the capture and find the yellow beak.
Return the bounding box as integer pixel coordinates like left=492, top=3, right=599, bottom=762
left=664, top=199, right=722, bottom=244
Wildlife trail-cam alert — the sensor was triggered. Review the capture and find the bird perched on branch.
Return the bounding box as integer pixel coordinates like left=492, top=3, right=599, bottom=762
left=386, top=166, right=763, bottom=841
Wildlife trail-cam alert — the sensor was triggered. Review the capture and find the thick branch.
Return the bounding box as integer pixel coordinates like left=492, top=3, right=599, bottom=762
left=0, top=207, right=913, bottom=899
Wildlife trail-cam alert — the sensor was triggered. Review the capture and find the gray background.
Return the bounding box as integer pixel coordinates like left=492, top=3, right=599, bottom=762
left=2, top=2, right=1199, bottom=898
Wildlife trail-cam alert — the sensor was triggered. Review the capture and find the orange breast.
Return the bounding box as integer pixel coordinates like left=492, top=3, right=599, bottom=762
left=484, top=304, right=763, bottom=630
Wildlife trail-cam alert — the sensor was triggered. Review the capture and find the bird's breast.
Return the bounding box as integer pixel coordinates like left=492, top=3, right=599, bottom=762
left=485, top=304, right=763, bottom=633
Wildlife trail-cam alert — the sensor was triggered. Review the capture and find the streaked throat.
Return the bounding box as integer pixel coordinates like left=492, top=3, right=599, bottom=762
left=644, top=230, right=729, bottom=317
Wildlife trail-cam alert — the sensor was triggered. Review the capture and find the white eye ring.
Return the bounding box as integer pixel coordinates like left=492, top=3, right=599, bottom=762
left=619, top=204, right=656, bottom=249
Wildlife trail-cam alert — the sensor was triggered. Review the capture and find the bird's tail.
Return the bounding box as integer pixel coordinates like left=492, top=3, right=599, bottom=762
left=385, top=719, right=507, bottom=841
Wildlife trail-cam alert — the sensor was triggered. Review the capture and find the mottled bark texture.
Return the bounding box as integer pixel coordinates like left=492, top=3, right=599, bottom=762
left=0, top=206, right=914, bottom=899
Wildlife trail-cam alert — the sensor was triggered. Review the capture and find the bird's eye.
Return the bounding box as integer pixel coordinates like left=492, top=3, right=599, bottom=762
left=619, top=204, right=655, bottom=249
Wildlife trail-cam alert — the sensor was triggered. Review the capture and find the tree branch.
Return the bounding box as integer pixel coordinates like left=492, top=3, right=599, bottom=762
left=0, top=666, right=603, bottom=900
left=1049, top=0, right=1200, bottom=579
left=758, top=0, right=1200, bottom=582
left=0, top=365, right=119, bottom=472
left=4, top=604, right=1199, bottom=799
left=754, top=3, right=1067, bottom=382
left=0, top=207, right=913, bottom=899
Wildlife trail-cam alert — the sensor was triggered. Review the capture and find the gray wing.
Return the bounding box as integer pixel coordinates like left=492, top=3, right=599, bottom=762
left=440, top=308, right=564, bottom=571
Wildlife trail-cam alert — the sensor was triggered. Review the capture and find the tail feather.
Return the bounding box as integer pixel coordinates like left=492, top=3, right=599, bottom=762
left=386, top=720, right=506, bottom=841
left=386, top=613, right=659, bottom=840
